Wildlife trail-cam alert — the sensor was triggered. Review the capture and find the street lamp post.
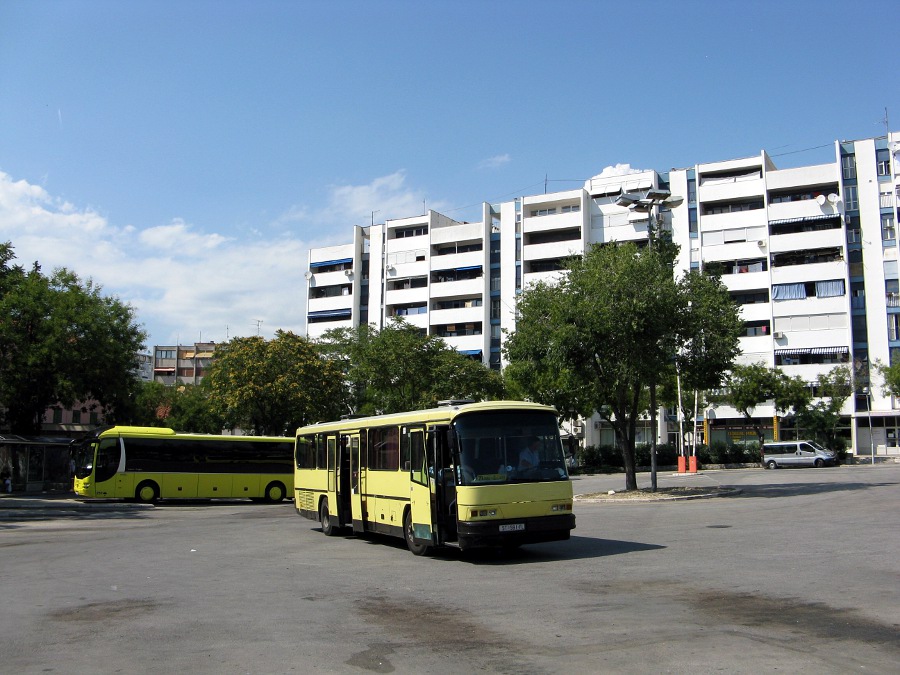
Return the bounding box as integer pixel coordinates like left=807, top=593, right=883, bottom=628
left=616, top=188, right=684, bottom=489
left=862, top=386, right=875, bottom=464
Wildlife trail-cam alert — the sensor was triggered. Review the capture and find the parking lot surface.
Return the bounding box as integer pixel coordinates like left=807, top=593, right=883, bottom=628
left=2, top=464, right=898, bottom=673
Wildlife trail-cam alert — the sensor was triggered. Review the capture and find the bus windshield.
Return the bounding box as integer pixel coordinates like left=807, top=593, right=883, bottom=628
left=72, top=440, right=97, bottom=479
left=452, top=410, right=568, bottom=485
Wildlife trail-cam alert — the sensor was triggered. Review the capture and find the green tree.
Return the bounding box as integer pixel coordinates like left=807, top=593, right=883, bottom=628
left=796, top=366, right=852, bottom=451
left=130, top=380, right=177, bottom=426
left=206, top=330, right=345, bottom=435
left=504, top=242, right=688, bottom=491
left=875, top=359, right=900, bottom=398
left=718, top=364, right=811, bottom=444
left=0, top=243, right=147, bottom=433
left=317, top=320, right=505, bottom=415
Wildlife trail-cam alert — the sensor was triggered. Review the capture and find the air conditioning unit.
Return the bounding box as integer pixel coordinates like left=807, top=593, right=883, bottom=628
left=773, top=332, right=784, bottom=339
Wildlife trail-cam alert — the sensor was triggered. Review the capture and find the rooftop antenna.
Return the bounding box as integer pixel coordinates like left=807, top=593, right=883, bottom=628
left=253, top=319, right=263, bottom=336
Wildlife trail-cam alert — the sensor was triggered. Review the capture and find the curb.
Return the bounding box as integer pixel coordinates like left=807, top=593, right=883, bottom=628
left=0, top=496, right=153, bottom=510
left=575, top=487, right=743, bottom=503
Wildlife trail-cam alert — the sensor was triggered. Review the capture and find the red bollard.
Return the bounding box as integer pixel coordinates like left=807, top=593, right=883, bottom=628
left=688, top=456, right=698, bottom=473
left=678, top=456, right=687, bottom=473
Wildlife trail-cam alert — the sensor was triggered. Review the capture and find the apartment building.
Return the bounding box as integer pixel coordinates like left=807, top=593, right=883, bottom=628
left=305, top=132, right=900, bottom=458
left=152, top=342, right=218, bottom=386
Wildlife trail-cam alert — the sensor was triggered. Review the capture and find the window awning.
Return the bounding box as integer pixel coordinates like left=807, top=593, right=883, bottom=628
left=775, top=347, right=848, bottom=356
left=459, top=349, right=483, bottom=355
left=154, top=367, right=175, bottom=373
left=195, top=352, right=214, bottom=358
left=455, top=265, right=482, bottom=272
left=307, top=309, right=352, bottom=319
left=768, top=213, right=841, bottom=226
left=310, top=258, right=352, bottom=268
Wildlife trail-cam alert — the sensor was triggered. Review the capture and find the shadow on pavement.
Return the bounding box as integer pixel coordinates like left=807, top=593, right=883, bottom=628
left=737, top=480, right=897, bottom=498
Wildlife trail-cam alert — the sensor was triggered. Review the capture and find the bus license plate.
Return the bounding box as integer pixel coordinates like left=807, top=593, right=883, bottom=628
left=499, top=523, right=525, bottom=532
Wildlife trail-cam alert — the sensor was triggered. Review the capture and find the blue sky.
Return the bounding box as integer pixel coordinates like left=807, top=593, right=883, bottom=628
left=1, top=0, right=898, bottom=350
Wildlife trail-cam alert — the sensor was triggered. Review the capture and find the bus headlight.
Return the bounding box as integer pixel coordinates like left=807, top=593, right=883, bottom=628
left=472, top=509, right=497, bottom=518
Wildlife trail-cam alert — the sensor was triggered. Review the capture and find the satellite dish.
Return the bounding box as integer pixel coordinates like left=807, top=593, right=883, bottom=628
left=827, top=193, right=839, bottom=204
left=816, top=194, right=826, bottom=206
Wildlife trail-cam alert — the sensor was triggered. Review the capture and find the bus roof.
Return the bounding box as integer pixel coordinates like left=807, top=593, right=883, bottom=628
left=296, top=400, right=558, bottom=435
left=89, top=426, right=290, bottom=442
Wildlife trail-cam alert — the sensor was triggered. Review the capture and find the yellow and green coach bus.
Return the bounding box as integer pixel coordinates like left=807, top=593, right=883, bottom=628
left=73, top=426, right=294, bottom=503
left=294, top=400, right=575, bottom=555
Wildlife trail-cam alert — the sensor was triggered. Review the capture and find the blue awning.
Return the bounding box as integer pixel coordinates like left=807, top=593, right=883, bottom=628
left=459, top=349, right=483, bottom=355
left=307, top=309, right=352, bottom=319
left=768, top=213, right=840, bottom=226
left=310, top=258, right=352, bottom=268
left=455, top=265, right=483, bottom=272
left=775, top=346, right=848, bottom=356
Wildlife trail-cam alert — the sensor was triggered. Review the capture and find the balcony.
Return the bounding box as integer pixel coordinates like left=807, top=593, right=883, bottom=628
left=768, top=227, right=844, bottom=254
left=430, top=277, right=485, bottom=299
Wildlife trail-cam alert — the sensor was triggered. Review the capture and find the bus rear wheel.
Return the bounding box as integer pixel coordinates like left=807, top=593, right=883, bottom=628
left=320, top=498, right=337, bottom=536
left=264, top=481, right=286, bottom=503
left=404, top=509, right=430, bottom=556
left=135, top=481, right=159, bottom=504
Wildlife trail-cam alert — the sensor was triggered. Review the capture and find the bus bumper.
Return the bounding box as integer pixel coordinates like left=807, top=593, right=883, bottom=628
left=456, top=514, right=575, bottom=550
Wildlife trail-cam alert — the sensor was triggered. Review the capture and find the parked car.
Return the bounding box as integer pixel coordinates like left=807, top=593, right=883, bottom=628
left=762, top=440, right=837, bottom=469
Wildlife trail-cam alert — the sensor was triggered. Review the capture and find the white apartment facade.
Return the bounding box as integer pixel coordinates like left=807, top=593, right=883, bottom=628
left=305, top=132, right=900, bottom=458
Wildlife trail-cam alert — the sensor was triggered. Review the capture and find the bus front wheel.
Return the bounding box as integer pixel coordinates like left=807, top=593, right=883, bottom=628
left=135, top=481, right=159, bottom=504
left=264, top=481, right=286, bottom=503
left=320, top=498, right=337, bottom=536
left=404, top=509, right=430, bottom=556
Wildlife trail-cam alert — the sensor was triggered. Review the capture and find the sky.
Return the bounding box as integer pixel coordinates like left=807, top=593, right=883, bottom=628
left=1, top=0, right=898, bottom=351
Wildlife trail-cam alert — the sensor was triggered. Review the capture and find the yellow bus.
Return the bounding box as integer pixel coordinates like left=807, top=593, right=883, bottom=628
left=73, top=426, right=294, bottom=503
left=294, top=400, right=575, bottom=555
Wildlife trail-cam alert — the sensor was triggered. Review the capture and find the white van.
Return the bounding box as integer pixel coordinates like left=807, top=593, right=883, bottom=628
left=762, top=440, right=837, bottom=469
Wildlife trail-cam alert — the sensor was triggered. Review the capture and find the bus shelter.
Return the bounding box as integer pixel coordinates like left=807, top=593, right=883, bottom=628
left=0, top=434, right=74, bottom=493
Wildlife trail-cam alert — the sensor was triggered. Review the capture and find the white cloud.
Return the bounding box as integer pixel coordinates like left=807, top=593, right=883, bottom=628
left=478, top=154, right=511, bottom=170
left=274, top=170, right=446, bottom=240
left=592, top=163, right=646, bottom=178
left=0, top=170, right=307, bottom=349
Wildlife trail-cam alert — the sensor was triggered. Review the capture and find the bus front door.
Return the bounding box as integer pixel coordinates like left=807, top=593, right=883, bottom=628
left=427, top=425, right=457, bottom=546
left=350, top=431, right=367, bottom=534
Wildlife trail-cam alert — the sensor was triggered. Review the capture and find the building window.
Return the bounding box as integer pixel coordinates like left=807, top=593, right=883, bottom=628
left=687, top=179, right=697, bottom=204
left=844, top=185, right=859, bottom=211
left=560, top=204, right=581, bottom=213
left=530, top=208, right=557, bottom=217
left=156, top=349, right=176, bottom=359
left=842, top=154, right=857, bottom=180
left=688, top=208, right=698, bottom=237
left=72, top=410, right=81, bottom=424
left=876, top=149, right=891, bottom=177
left=394, top=225, right=428, bottom=239
left=890, top=314, right=900, bottom=341
left=882, top=214, right=896, bottom=242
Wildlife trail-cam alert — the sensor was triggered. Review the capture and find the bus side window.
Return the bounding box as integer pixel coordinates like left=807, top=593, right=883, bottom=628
left=410, top=430, right=426, bottom=485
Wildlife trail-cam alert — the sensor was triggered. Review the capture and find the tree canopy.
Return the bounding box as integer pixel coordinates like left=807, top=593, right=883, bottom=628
left=0, top=242, right=147, bottom=433
left=718, top=363, right=850, bottom=450
left=130, top=380, right=225, bottom=434
left=317, top=319, right=506, bottom=414
left=206, top=330, right=345, bottom=435
left=504, top=242, right=741, bottom=490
